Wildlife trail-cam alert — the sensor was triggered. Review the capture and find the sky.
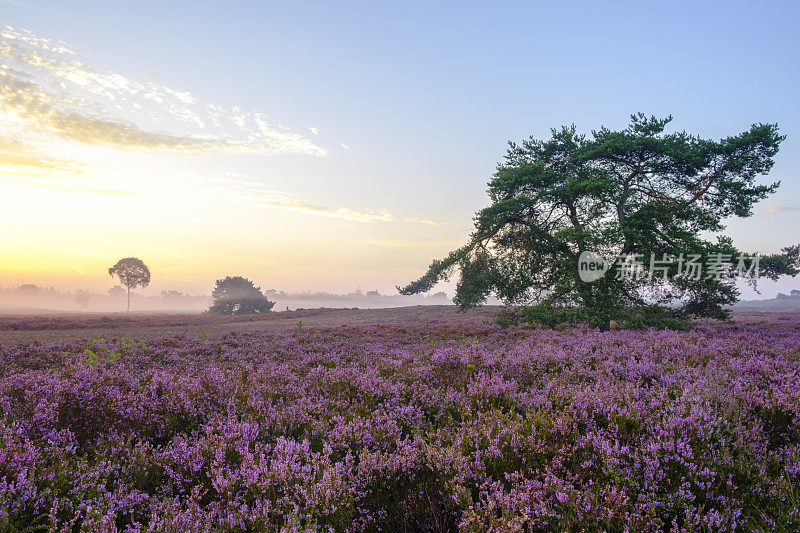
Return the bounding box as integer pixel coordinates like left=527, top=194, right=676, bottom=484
left=1, top=0, right=799, bottom=298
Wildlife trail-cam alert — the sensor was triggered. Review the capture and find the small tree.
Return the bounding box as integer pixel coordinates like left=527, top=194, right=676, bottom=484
left=108, top=257, right=151, bottom=313
left=75, top=290, right=91, bottom=311
left=208, top=276, right=275, bottom=315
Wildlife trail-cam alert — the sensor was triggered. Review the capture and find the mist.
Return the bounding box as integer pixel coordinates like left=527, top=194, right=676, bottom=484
left=0, top=284, right=459, bottom=315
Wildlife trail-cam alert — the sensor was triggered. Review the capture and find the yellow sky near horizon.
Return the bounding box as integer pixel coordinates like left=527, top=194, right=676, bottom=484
left=0, top=26, right=458, bottom=294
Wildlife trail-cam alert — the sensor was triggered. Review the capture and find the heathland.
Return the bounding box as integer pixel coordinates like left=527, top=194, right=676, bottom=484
left=1, top=308, right=799, bottom=530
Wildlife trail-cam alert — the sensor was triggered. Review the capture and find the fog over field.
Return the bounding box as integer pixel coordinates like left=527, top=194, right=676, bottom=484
left=0, top=284, right=462, bottom=314
left=2, top=282, right=797, bottom=315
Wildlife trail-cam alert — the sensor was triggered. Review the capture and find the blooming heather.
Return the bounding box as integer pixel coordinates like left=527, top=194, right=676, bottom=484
left=1, top=315, right=799, bottom=531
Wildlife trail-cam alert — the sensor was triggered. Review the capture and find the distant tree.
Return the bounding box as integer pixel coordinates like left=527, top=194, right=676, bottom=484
left=15, top=284, right=41, bottom=296
left=399, top=114, right=800, bottom=330
left=108, top=257, right=151, bottom=313
left=208, top=276, right=275, bottom=315
left=791, top=289, right=800, bottom=297
left=161, top=290, right=185, bottom=300
left=108, top=285, right=126, bottom=297
left=75, top=290, right=91, bottom=310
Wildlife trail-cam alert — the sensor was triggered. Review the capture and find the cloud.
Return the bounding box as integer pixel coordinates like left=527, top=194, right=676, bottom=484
left=340, top=143, right=350, bottom=150
left=0, top=213, right=44, bottom=223
left=0, top=26, right=327, bottom=156
left=0, top=175, right=143, bottom=196
left=0, top=1, right=59, bottom=17
left=0, top=139, right=143, bottom=196
left=47, top=247, right=111, bottom=260
left=761, top=201, right=800, bottom=214
left=0, top=137, right=86, bottom=174
left=362, top=239, right=459, bottom=248
left=201, top=174, right=393, bottom=223
left=404, top=216, right=442, bottom=226
left=309, top=127, right=319, bottom=135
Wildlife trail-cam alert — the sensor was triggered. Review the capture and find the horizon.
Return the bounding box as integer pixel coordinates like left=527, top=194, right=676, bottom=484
left=2, top=1, right=800, bottom=301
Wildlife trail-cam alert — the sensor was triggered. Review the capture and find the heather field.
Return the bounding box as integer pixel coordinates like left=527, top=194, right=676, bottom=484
left=1, top=309, right=799, bottom=531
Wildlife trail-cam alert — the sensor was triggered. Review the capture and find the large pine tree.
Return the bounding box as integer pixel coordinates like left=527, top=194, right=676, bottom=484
left=399, top=114, right=800, bottom=329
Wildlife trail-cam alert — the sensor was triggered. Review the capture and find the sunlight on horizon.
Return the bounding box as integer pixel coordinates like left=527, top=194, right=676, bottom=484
left=1, top=2, right=799, bottom=300
left=0, top=25, right=454, bottom=294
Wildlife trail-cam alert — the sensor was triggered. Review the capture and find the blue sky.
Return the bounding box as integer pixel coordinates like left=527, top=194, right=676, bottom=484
left=1, top=0, right=799, bottom=297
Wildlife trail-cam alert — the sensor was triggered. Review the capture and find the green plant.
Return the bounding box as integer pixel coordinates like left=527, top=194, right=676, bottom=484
left=82, top=348, right=120, bottom=366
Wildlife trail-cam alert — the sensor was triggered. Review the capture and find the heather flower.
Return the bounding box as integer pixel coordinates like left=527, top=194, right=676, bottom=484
left=1, top=315, right=799, bottom=530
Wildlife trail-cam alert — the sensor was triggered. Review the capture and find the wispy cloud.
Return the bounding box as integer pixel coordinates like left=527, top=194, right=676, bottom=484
left=0, top=137, right=145, bottom=195
left=362, top=238, right=459, bottom=248
left=0, top=26, right=327, bottom=156
left=0, top=0, right=59, bottom=16
left=0, top=213, right=44, bottom=224
left=47, top=247, right=111, bottom=260
left=0, top=137, right=144, bottom=195
left=404, top=216, right=442, bottom=226
left=0, top=137, right=86, bottom=174
left=0, top=174, right=143, bottom=196
left=309, top=127, right=319, bottom=135
left=201, top=174, right=393, bottom=223
left=759, top=201, right=800, bottom=215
